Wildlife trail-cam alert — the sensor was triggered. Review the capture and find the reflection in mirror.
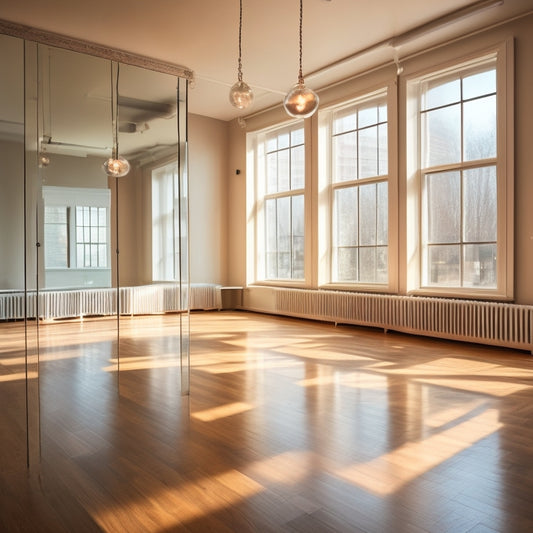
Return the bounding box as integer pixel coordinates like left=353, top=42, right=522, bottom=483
left=0, top=31, right=189, bottom=476
left=0, top=33, right=29, bottom=470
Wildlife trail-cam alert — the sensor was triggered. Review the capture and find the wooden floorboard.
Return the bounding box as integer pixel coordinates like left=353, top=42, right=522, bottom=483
left=1, top=310, right=533, bottom=532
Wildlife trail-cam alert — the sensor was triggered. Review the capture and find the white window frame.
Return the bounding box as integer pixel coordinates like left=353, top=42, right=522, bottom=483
left=406, top=40, right=514, bottom=300
left=246, top=119, right=312, bottom=287
left=151, top=160, right=183, bottom=282
left=318, top=83, right=398, bottom=292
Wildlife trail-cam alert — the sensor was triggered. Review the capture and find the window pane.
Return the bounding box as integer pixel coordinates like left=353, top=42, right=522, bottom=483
left=376, top=182, right=388, bottom=246
left=277, top=197, right=290, bottom=253
left=463, top=95, right=496, bottom=161
left=99, top=227, right=106, bottom=242
left=91, top=227, right=98, bottom=243
left=98, top=207, right=107, bottom=226
left=98, top=244, right=107, bottom=268
left=359, top=247, right=376, bottom=282
left=333, top=132, right=357, bottom=182
left=426, top=171, right=460, bottom=243
left=378, top=103, right=387, bottom=123
left=278, top=131, right=289, bottom=149
left=423, top=104, right=461, bottom=167
left=266, top=152, right=278, bottom=194
left=359, top=184, right=377, bottom=245
left=358, top=126, right=378, bottom=178
left=422, top=78, right=460, bottom=110
left=334, top=187, right=358, bottom=247
left=358, top=105, right=378, bottom=128
left=378, top=124, right=388, bottom=176
left=278, top=149, right=290, bottom=192
left=463, top=69, right=496, bottom=99
left=266, top=135, right=277, bottom=152
left=427, top=245, right=460, bottom=286
left=336, top=247, right=357, bottom=282
left=266, top=253, right=277, bottom=279
left=463, top=243, right=496, bottom=288
left=292, top=195, right=304, bottom=279
left=77, top=244, right=84, bottom=267
left=333, top=108, right=356, bottom=135
left=291, top=127, right=304, bottom=145
left=291, top=145, right=305, bottom=190
left=463, top=166, right=497, bottom=242
left=265, top=199, right=277, bottom=252
left=376, top=246, right=388, bottom=284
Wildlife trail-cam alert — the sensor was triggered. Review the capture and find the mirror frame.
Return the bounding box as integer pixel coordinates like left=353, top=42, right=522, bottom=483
left=0, top=18, right=193, bottom=80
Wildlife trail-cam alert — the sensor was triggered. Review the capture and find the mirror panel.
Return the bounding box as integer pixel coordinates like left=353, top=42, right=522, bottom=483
left=0, top=29, right=190, bottom=471
left=0, top=33, right=28, bottom=470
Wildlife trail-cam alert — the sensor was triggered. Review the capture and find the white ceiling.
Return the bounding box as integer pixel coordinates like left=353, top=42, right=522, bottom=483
left=1, top=0, right=532, bottom=122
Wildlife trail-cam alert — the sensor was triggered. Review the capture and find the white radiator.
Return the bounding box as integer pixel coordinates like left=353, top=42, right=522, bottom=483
left=0, top=283, right=221, bottom=320
left=275, top=288, right=533, bottom=352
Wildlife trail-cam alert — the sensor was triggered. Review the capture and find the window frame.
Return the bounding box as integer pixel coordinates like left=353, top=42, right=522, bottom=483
left=42, top=186, right=111, bottom=271
left=405, top=40, right=514, bottom=300
left=247, top=119, right=312, bottom=287
left=317, top=83, right=398, bottom=292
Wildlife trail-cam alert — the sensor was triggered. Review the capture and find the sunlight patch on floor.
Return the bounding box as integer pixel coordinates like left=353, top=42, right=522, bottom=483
left=192, top=401, right=255, bottom=422
left=334, top=408, right=502, bottom=495
left=0, top=370, right=38, bottom=382
left=95, top=468, right=264, bottom=531
left=246, top=450, right=317, bottom=484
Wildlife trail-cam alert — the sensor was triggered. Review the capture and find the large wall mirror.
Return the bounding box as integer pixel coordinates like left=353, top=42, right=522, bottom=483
left=0, top=25, right=190, bottom=471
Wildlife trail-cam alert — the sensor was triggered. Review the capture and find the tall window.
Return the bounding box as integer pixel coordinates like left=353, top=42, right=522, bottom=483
left=75, top=206, right=108, bottom=268
left=407, top=44, right=513, bottom=298
left=42, top=186, right=111, bottom=288
left=248, top=121, right=307, bottom=284
left=152, top=161, right=183, bottom=282
left=320, top=90, right=391, bottom=286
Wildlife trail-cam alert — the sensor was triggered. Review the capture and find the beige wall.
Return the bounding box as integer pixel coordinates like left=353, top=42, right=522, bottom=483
left=227, top=12, right=533, bottom=307
left=188, top=114, right=229, bottom=285
left=0, top=140, right=24, bottom=289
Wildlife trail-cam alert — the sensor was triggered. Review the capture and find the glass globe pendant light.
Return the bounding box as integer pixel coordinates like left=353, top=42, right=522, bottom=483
left=229, top=0, right=254, bottom=109
left=103, top=62, right=130, bottom=177
left=284, top=0, right=319, bottom=118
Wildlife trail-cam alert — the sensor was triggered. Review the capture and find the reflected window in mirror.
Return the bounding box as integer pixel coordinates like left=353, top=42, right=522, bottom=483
left=42, top=186, right=111, bottom=289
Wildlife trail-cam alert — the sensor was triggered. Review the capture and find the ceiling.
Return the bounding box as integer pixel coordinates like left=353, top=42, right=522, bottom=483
left=0, top=0, right=532, bottom=122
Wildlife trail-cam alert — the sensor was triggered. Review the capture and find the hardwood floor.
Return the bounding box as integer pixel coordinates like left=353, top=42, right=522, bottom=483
left=1, top=310, right=533, bottom=532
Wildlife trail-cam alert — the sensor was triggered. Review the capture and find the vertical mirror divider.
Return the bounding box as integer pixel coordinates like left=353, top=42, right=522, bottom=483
left=178, top=77, right=190, bottom=396
left=23, top=39, right=41, bottom=470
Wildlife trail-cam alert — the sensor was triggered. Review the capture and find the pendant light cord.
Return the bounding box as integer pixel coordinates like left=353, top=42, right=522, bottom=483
left=110, top=62, right=120, bottom=159
left=298, top=0, right=304, bottom=84
left=237, top=0, right=243, bottom=82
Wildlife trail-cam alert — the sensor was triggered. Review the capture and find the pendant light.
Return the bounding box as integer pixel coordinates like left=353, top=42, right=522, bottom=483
left=103, top=62, right=130, bottom=177
left=283, top=0, right=319, bottom=118
left=229, top=0, right=254, bottom=109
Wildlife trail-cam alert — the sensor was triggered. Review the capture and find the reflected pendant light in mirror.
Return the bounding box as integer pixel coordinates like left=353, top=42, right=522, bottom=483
left=283, top=0, right=319, bottom=118
left=229, top=0, right=253, bottom=109
left=103, top=62, right=130, bottom=177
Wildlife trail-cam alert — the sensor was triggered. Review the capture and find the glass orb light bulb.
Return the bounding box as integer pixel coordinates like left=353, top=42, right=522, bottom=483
left=103, top=155, right=130, bottom=177
left=283, top=82, right=319, bottom=118
left=229, top=80, right=254, bottom=109
left=39, top=152, right=50, bottom=167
